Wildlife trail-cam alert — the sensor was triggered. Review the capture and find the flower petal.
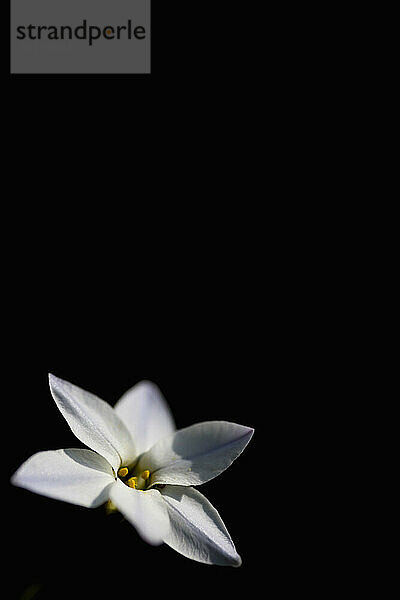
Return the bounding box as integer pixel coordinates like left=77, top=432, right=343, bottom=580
left=49, top=373, right=136, bottom=473
left=113, top=381, right=175, bottom=455
left=11, top=449, right=115, bottom=508
left=109, top=479, right=169, bottom=546
left=138, top=421, right=254, bottom=486
left=160, top=485, right=241, bottom=566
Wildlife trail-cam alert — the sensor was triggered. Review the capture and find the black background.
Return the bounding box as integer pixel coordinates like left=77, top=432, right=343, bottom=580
left=4, top=0, right=355, bottom=595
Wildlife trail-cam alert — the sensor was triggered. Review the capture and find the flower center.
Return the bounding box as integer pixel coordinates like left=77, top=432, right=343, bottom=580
left=117, top=466, right=151, bottom=490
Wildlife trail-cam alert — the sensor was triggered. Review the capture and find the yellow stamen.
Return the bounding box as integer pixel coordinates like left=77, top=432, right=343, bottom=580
left=126, top=477, right=137, bottom=489
left=141, top=469, right=150, bottom=480
left=118, top=467, right=129, bottom=478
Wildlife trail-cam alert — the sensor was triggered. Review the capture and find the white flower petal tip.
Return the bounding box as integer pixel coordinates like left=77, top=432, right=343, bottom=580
left=139, top=421, right=254, bottom=487
left=11, top=449, right=116, bottom=508
left=160, top=486, right=242, bottom=567
left=114, top=380, right=176, bottom=455
left=48, top=373, right=136, bottom=472
left=233, top=554, right=242, bottom=568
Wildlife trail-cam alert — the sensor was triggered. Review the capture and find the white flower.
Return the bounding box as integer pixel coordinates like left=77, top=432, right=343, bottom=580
left=11, top=374, right=254, bottom=567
